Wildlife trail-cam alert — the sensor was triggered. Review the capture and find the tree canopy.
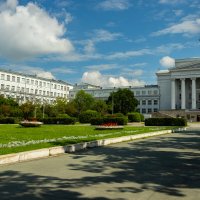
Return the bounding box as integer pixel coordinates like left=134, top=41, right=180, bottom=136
left=107, top=88, right=138, bottom=115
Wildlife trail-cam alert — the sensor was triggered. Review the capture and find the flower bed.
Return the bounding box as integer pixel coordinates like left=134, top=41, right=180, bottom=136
left=95, top=122, right=124, bottom=130
left=20, top=121, right=43, bottom=127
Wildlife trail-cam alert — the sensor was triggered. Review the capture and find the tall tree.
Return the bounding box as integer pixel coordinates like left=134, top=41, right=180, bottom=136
left=107, top=89, right=138, bottom=115
left=73, top=90, right=94, bottom=114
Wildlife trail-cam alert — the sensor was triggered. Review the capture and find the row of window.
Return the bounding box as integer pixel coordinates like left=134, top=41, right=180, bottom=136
left=0, top=73, right=69, bottom=91
left=139, top=99, right=158, bottom=106
left=141, top=108, right=158, bottom=114
left=135, top=90, right=158, bottom=96
left=0, top=84, right=67, bottom=98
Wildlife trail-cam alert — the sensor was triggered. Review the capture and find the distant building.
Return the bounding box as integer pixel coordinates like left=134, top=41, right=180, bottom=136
left=0, top=69, right=73, bottom=104
left=69, top=83, right=160, bottom=114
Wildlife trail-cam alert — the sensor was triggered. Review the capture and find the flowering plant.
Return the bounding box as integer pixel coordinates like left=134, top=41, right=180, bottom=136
left=100, top=122, right=118, bottom=127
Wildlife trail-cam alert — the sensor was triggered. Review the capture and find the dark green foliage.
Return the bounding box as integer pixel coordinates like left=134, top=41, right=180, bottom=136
left=92, top=99, right=108, bottom=115
left=0, top=117, right=15, bottom=124
left=79, top=110, right=101, bottom=123
left=41, top=117, right=76, bottom=125
left=140, top=113, right=144, bottom=122
left=73, top=90, right=95, bottom=114
left=91, top=116, right=128, bottom=125
left=145, top=118, right=187, bottom=126
left=127, top=112, right=141, bottom=122
left=107, top=89, right=138, bottom=115
left=57, top=113, right=70, bottom=118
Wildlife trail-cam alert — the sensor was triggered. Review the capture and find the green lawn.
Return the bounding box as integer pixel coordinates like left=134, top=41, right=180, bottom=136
left=0, top=124, right=172, bottom=155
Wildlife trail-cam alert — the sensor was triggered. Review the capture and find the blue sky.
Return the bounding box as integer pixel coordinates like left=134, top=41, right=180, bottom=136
left=0, top=0, right=200, bottom=87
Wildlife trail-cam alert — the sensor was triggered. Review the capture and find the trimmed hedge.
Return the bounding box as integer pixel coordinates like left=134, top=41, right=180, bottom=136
left=127, top=112, right=141, bottom=122
left=91, top=116, right=128, bottom=126
left=0, top=117, right=15, bottom=124
left=41, top=117, right=76, bottom=125
left=79, top=110, right=101, bottom=123
left=145, top=118, right=187, bottom=126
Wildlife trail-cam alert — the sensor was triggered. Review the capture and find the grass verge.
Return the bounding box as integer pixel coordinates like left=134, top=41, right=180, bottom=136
left=0, top=124, right=173, bottom=155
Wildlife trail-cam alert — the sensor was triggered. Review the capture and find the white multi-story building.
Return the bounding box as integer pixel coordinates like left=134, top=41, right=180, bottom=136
left=0, top=69, right=73, bottom=104
left=69, top=83, right=160, bottom=114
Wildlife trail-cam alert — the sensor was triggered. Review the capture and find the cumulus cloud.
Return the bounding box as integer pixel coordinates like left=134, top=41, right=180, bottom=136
left=81, top=71, right=145, bottom=88
left=160, top=56, right=175, bottom=68
left=97, top=0, right=131, bottom=11
left=152, top=18, right=200, bottom=36
left=0, top=0, right=73, bottom=60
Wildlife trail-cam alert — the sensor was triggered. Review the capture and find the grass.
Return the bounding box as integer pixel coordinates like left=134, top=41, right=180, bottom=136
left=0, top=124, right=173, bottom=155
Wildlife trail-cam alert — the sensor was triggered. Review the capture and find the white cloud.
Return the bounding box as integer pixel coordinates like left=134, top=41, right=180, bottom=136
left=81, top=71, right=145, bottom=88
left=51, top=67, right=75, bottom=74
left=159, top=0, right=185, bottom=4
left=152, top=18, right=200, bottom=36
left=160, top=56, right=175, bottom=68
left=0, top=0, right=73, bottom=60
left=97, top=0, right=131, bottom=11
left=36, top=71, right=55, bottom=79
left=85, top=64, right=117, bottom=71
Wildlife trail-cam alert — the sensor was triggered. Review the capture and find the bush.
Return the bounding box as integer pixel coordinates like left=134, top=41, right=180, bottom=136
left=41, top=117, right=76, bottom=125
left=0, top=117, right=15, bottom=124
left=140, top=114, right=144, bottom=122
left=91, top=116, right=128, bottom=125
left=145, top=118, right=187, bottom=126
left=127, top=112, right=141, bottom=122
left=57, top=113, right=70, bottom=118
left=79, top=110, right=101, bottom=123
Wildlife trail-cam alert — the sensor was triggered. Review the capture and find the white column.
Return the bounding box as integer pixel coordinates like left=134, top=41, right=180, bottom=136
left=181, top=78, right=186, bottom=109
left=171, top=79, right=176, bottom=109
left=191, top=78, right=196, bottom=109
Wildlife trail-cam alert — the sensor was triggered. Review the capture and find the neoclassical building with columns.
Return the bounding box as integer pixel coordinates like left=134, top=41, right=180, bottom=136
left=157, top=58, right=200, bottom=120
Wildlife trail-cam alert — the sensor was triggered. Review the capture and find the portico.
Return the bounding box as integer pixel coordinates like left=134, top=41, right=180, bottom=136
left=171, top=77, right=198, bottom=110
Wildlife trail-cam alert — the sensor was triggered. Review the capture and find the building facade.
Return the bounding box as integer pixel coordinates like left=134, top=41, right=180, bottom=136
left=0, top=69, right=73, bottom=104
left=157, top=58, right=200, bottom=111
left=69, top=83, right=160, bottom=114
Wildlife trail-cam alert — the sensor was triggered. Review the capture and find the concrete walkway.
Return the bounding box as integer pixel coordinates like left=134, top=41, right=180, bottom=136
left=0, top=129, right=199, bottom=200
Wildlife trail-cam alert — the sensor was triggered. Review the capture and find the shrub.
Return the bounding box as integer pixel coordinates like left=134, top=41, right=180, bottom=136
left=57, top=113, right=70, bottom=118
left=79, top=110, right=101, bottom=123
left=91, top=116, right=127, bottom=125
left=145, top=118, right=187, bottom=126
left=127, top=112, right=141, bottom=122
left=140, top=114, right=144, bottom=122
left=0, top=117, right=15, bottom=124
left=41, top=117, right=76, bottom=125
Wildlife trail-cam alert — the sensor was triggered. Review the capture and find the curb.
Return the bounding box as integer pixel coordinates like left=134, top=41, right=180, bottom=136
left=0, top=130, right=172, bottom=166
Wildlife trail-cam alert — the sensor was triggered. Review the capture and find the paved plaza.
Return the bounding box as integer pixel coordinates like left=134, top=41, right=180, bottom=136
left=0, top=129, right=199, bottom=200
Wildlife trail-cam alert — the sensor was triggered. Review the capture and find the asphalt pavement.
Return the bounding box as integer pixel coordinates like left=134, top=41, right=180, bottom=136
left=0, top=129, right=199, bottom=200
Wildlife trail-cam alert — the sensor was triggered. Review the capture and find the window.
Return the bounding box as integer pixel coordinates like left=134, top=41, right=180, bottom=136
left=12, top=76, right=15, bottom=82
left=50, top=92, right=53, bottom=97
left=142, top=108, right=146, bottom=114
left=148, top=108, right=152, bottom=113
left=39, top=81, right=42, bottom=86
left=154, top=100, right=158, bottom=105
left=35, top=89, right=38, bottom=94
left=26, top=88, right=29, bottom=93
left=47, top=91, right=49, bottom=96
left=31, top=89, right=34, bottom=93
left=47, top=83, right=50, bottom=87
left=21, top=87, right=24, bottom=92
left=21, top=78, right=25, bottom=83
left=142, top=91, right=146, bottom=95
left=39, top=90, right=42, bottom=95
left=7, top=75, right=10, bottom=81
left=26, top=79, right=30, bottom=84
left=43, top=91, right=46, bottom=95
left=17, top=77, right=20, bottom=83
left=1, top=74, right=5, bottom=80
left=6, top=85, right=10, bottom=90
left=1, top=84, right=4, bottom=89
left=148, top=100, right=152, bottom=105
left=54, top=84, right=57, bottom=89
left=11, top=86, right=15, bottom=91
left=148, top=90, right=152, bottom=95
left=17, top=87, right=20, bottom=92
left=61, top=86, right=63, bottom=90
left=31, top=79, right=34, bottom=85
left=58, top=85, right=60, bottom=90
left=54, top=92, right=56, bottom=96
left=43, top=82, right=46, bottom=87
left=154, top=108, right=158, bottom=112
left=35, top=80, right=38, bottom=85
left=142, top=100, right=146, bottom=105
left=136, top=91, right=140, bottom=96
left=64, top=86, right=66, bottom=91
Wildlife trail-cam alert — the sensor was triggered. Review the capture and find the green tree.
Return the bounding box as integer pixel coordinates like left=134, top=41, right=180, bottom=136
left=20, top=101, right=35, bottom=119
left=54, top=97, right=68, bottom=115
left=73, top=90, right=95, bottom=114
left=92, top=99, right=107, bottom=115
left=107, top=88, right=138, bottom=115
